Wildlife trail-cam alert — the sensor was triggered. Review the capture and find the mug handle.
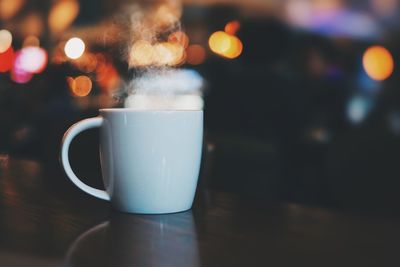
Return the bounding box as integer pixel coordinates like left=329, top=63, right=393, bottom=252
left=60, top=117, right=110, bottom=201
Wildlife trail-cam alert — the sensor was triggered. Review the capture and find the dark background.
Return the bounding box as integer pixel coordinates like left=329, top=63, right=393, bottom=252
left=1, top=0, right=400, bottom=214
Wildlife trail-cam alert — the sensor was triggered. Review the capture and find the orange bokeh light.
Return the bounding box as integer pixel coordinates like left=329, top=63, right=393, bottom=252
left=0, top=0, right=25, bottom=20
left=168, top=31, right=189, bottom=48
left=224, top=20, right=241, bottom=35
left=48, top=0, right=79, bottom=34
left=23, top=35, right=40, bottom=47
left=96, top=56, right=120, bottom=93
left=208, top=31, right=243, bottom=59
left=363, top=45, right=394, bottom=81
left=75, top=52, right=97, bottom=73
left=21, top=13, right=44, bottom=37
left=186, top=44, right=206, bottom=65
left=68, top=75, right=92, bottom=97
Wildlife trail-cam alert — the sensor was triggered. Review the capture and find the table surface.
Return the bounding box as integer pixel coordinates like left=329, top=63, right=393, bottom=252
left=0, top=158, right=399, bottom=267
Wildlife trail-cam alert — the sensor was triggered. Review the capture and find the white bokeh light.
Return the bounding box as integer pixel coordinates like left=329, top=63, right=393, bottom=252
left=0, top=29, right=12, bottom=53
left=64, top=37, right=85, bottom=59
left=347, top=96, right=372, bottom=124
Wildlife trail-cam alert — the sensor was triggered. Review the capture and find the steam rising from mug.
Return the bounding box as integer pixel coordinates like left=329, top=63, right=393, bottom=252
left=116, top=0, right=204, bottom=110
left=124, top=69, right=204, bottom=110
left=127, top=0, right=184, bottom=67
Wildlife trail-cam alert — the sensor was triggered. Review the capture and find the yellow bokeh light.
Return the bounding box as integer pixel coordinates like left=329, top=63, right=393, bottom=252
left=64, top=37, right=85, bottom=59
left=224, top=36, right=243, bottom=59
left=68, top=75, right=92, bottom=97
left=48, top=0, right=79, bottom=34
left=0, top=29, right=12, bottom=53
left=129, top=40, right=156, bottom=67
left=155, top=42, right=185, bottom=66
left=363, top=45, right=394, bottom=81
left=129, top=40, right=185, bottom=67
left=209, top=31, right=243, bottom=59
left=209, top=31, right=231, bottom=54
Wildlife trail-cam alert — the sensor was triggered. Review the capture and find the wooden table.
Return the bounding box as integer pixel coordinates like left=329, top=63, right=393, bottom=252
left=0, top=158, right=399, bottom=266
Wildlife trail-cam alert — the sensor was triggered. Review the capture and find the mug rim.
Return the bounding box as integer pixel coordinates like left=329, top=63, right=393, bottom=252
left=100, top=108, right=203, bottom=112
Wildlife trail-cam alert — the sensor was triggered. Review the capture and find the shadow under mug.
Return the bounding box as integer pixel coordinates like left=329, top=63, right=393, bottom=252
left=60, top=109, right=203, bottom=214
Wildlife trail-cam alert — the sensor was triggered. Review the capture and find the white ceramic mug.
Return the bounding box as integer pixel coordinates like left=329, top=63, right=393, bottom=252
left=60, top=109, right=203, bottom=214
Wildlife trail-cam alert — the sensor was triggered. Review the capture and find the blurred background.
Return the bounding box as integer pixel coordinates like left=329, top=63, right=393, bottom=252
left=1, top=0, right=400, bottom=213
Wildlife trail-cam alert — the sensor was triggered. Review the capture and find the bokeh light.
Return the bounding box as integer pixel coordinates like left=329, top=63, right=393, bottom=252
left=224, top=36, right=243, bottom=59
left=209, top=31, right=243, bottom=59
left=11, top=68, right=33, bottom=84
left=0, top=29, right=12, bottom=53
left=285, top=0, right=313, bottom=28
left=186, top=44, right=206, bottom=65
left=11, top=51, right=33, bottom=84
left=14, top=47, right=47, bottom=74
left=347, top=96, right=372, bottom=124
left=48, top=0, right=80, bottom=34
left=168, top=31, right=189, bottom=48
left=129, top=40, right=155, bottom=67
left=154, top=42, right=185, bottom=66
left=64, top=37, right=85, bottom=59
left=0, top=46, right=14, bottom=73
left=152, top=2, right=182, bottom=29
left=21, top=13, right=44, bottom=37
left=129, top=40, right=185, bottom=67
left=96, top=63, right=121, bottom=93
left=362, top=45, right=394, bottom=81
left=310, top=127, right=331, bottom=143
left=0, top=0, right=25, bottom=20
left=74, top=52, right=98, bottom=73
left=209, top=31, right=231, bottom=54
left=51, top=41, right=67, bottom=64
left=23, top=35, right=40, bottom=48
left=224, top=20, right=241, bottom=35
left=96, top=57, right=120, bottom=93
left=68, top=76, right=92, bottom=97
left=371, top=0, right=398, bottom=17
